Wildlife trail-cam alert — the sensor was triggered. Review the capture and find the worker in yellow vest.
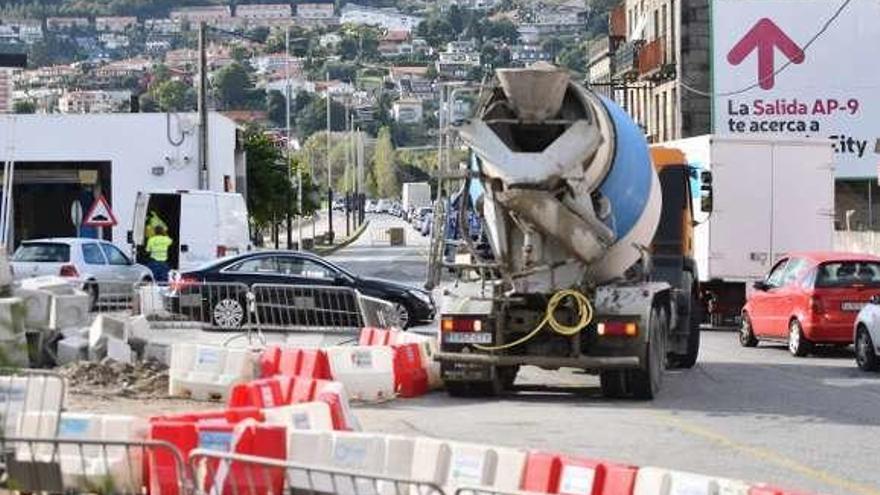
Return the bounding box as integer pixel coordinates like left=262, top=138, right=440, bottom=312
left=146, top=225, right=173, bottom=281
left=145, top=210, right=168, bottom=241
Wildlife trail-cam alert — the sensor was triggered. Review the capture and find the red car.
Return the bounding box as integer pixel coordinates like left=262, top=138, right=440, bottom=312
left=740, top=252, right=880, bottom=356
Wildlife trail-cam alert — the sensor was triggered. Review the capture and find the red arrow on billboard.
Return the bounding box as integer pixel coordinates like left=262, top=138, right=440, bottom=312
left=727, top=18, right=804, bottom=90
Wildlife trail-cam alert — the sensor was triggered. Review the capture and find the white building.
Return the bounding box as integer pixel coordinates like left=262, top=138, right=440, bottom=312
left=236, top=4, right=292, bottom=19
left=145, top=19, right=182, bottom=34
left=46, top=17, right=90, bottom=31
left=0, top=69, right=11, bottom=114
left=340, top=4, right=423, bottom=31
left=0, top=113, right=244, bottom=246
left=296, top=2, right=336, bottom=20
left=392, top=99, right=423, bottom=124
left=95, top=16, right=137, bottom=32
left=58, top=90, right=132, bottom=114
left=0, top=21, right=43, bottom=44
left=170, top=6, right=233, bottom=23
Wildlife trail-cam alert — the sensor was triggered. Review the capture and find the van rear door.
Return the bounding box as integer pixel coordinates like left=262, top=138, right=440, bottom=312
left=131, top=192, right=148, bottom=250
left=179, top=193, right=217, bottom=270
left=216, top=194, right=250, bottom=256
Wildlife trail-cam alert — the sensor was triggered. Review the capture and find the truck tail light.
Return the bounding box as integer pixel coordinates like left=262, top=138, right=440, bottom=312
left=59, top=264, right=79, bottom=278
left=597, top=321, right=638, bottom=337
left=441, top=317, right=482, bottom=332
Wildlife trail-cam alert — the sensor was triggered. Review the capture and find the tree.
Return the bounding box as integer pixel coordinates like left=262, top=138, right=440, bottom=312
left=13, top=100, right=36, bottom=114
left=231, top=45, right=250, bottom=64
left=249, top=26, right=271, bottom=44
left=296, top=96, right=347, bottom=140
left=244, top=128, right=296, bottom=234
left=542, top=37, right=564, bottom=60
left=486, top=19, right=520, bottom=44
left=267, top=90, right=287, bottom=128
left=558, top=43, right=587, bottom=73
left=372, top=127, right=399, bottom=198
left=153, top=80, right=195, bottom=112
left=138, top=92, right=158, bottom=112
left=213, top=62, right=253, bottom=110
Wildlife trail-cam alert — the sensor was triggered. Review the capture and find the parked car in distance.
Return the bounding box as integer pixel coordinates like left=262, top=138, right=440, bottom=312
left=375, top=199, right=391, bottom=213
left=740, top=252, right=880, bottom=357
left=332, top=198, right=345, bottom=211
left=413, top=207, right=432, bottom=227
left=365, top=200, right=378, bottom=213
left=853, top=296, right=880, bottom=371
left=168, top=250, right=435, bottom=329
left=419, top=214, right=433, bottom=236
left=12, top=238, right=153, bottom=306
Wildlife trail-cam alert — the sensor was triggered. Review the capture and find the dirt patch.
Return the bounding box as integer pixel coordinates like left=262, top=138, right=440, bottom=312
left=58, top=358, right=169, bottom=399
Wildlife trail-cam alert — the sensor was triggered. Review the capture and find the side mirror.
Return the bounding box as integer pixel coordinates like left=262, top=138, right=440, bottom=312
left=870, top=294, right=880, bottom=305
left=753, top=281, right=769, bottom=291
left=700, top=171, right=714, bottom=214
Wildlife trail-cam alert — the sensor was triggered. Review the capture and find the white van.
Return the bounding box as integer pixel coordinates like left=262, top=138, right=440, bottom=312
left=129, top=190, right=251, bottom=271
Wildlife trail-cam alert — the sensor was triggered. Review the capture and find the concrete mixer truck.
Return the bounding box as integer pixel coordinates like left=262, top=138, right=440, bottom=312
left=433, top=65, right=708, bottom=399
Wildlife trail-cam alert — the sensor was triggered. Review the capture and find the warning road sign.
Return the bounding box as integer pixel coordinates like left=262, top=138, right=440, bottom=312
left=83, top=194, right=118, bottom=227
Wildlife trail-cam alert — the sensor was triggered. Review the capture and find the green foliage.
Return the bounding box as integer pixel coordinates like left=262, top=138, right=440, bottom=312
left=485, top=19, right=520, bottom=44
left=296, top=96, right=347, bottom=141
left=267, top=90, right=287, bottom=128
left=585, top=0, right=620, bottom=39
left=337, top=24, right=381, bottom=62
left=416, top=11, right=455, bottom=47
left=372, top=126, right=399, bottom=198
left=244, top=128, right=298, bottom=231
left=152, top=79, right=195, bottom=112
left=13, top=100, right=36, bottom=114
left=212, top=62, right=264, bottom=110
left=558, top=42, right=587, bottom=74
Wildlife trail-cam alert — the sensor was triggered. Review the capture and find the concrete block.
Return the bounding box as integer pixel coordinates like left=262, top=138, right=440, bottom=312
left=60, top=326, right=89, bottom=340
left=0, top=334, right=29, bottom=367
left=144, top=341, right=171, bottom=366
left=49, top=291, right=89, bottom=330
left=88, top=314, right=129, bottom=361
left=13, top=288, right=52, bottom=329
left=19, top=276, right=74, bottom=294
left=0, top=298, right=26, bottom=340
left=128, top=315, right=150, bottom=340
left=57, top=336, right=88, bottom=365
left=107, top=338, right=133, bottom=364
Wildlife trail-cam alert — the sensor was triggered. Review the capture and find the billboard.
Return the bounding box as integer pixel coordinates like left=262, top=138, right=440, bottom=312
left=712, top=0, right=880, bottom=178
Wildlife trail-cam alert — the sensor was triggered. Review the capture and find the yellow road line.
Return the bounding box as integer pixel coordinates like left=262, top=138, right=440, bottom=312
left=653, top=411, right=880, bottom=495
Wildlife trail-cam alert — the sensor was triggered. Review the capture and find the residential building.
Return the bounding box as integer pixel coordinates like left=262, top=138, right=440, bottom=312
left=236, top=4, right=292, bottom=19
left=340, top=4, right=423, bottom=31
left=392, top=98, right=423, bottom=124
left=0, top=70, right=11, bottom=114
left=46, top=17, right=90, bottom=31
left=171, top=6, right=233, bottom=24
left=319, top=32, right=342, bottom=48
left=436, top=42, right=481, bottom=79
left=58, top=90, right=132, bottom=113
left=586, top=0, right=710, bottom=143
left=95, top=16, right=137, bottom=32
left=146, top=40, right=172, bottom=53
left=296, top=2, right=337, bottom=24
left=511, top=44, right=552, bottom=64
left=443, top=0, right=501, bottom=11
left=145, top=19, right=182, bottom=35
left=99, top=33, right=130, bottom=50
left=0, top=21, right=43, bottom=44
left=379, top=30, right=413, bottom=57
left=14, top=64, right=78, bottom=89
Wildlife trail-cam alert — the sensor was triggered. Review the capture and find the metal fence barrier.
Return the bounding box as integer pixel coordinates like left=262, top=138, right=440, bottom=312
left=0, top=436, right=191, bottom=495
left=188, top=449, right=446, bottom=495
left=0, top=369, right=65, bottom=438
left=132, top=282, right=397, bottom=334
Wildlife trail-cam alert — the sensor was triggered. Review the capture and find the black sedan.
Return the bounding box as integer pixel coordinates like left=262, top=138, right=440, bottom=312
left=167, top=250, right=434, bottom=329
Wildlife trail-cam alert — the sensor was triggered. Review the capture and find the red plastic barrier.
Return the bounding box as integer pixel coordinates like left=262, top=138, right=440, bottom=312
left=197, top=420, right=286, bottom=495
left=228, top=377, right=291, bottom=409
left=259, top=346, right=282, bottom=377
left=750, top=487, right=812, bottom=495
left=359, top=327, right=399, bottom=346
left=393, top=343, right=429, bottom=398
left=315, top=380, right=356, bottom=431
left=289, top=376, right=318, bottom=403
left=275, top=347, right=332, bottom=379
left=521, top=452, right=637, bottom=495
left=358, top=327, right=375, bottom=346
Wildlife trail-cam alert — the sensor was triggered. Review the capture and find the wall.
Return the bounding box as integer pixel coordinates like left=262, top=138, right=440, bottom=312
left=834, top=231, right=880, bottom=255
left=0, top=112, right=241, bottom=245
left=678, top=0, right=711, bottom=138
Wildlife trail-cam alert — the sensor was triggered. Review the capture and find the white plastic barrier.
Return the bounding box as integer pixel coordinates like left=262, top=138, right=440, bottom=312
left=263, top=402, right=334, bottom=431
left=12, top=412, right=147, bottom=494
left=326, top=346, right=395, bottom=401
left=0, top=374, right=65, bottom=438
left=315, top=380, right=362, bottom=431
left=287, top=431, right=416, bottom=495
left=634, top=467, right=752, bottom=495
left=137, top=285, right=170, bottom=317
left=411, top=438, right=527, bottom=491
left=395, top=331, right=442, bottom=390
left=169, top=343, right=256, bottom=401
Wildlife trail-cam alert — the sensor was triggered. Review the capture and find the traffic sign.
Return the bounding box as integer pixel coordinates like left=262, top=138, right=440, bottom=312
left=83, top=194, right=118, bottom=227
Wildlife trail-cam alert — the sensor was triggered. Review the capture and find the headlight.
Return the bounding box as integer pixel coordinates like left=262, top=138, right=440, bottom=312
left=408, top=289, right=432, bottom=304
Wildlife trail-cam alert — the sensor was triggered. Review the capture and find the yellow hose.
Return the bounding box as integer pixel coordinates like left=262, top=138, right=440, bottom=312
left=473, top=289, right=594, bottom=351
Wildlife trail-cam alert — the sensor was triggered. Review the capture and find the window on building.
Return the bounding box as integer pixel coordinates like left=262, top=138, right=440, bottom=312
left=653, top=9, right=659, bottom=41
left=654, top=93, right=661, bottom=142
left=671, top=87, right=678, bottom=139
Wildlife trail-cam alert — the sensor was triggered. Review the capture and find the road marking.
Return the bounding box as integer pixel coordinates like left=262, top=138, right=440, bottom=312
left=653, top=411, right=880, bottom=495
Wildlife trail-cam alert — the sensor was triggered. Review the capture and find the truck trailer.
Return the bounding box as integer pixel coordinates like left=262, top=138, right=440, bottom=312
left=662, top=135, right=835, bottom=328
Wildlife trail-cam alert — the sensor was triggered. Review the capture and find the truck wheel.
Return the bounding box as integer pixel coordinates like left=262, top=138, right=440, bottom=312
left=629, top=306, right=667, bottom=400
left=668, top=287, right=701, bottom=369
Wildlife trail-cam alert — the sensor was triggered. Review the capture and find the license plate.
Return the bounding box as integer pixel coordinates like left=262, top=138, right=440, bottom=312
left=842, top=301, right=867, bottom=311
left=443, top=332, right=492, bottom=344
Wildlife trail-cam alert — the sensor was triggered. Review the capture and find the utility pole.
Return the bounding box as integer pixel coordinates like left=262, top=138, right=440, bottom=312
left=285, top=28, right=294, bottom=250
left=197, top=22, right=209, bottom=190
left=325, top=72, right=334, bottom=242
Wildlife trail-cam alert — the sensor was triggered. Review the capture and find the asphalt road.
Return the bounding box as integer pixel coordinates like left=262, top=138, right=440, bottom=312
left=331, top=215, right=880, bottom=495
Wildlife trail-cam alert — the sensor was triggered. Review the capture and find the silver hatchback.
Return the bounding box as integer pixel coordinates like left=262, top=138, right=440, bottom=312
left=12, top=238, right=153, bottom=306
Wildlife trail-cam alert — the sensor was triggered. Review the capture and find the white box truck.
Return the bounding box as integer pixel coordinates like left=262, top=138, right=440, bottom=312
left=401, top=182, right=431, bottom=217
left=663, top=135, right=835, bottom=327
